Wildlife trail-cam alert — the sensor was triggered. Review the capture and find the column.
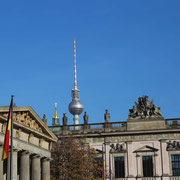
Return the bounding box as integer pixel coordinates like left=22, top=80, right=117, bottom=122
left=126, top=141, right=135, bottom=178
left=42, top=158, right=50, bottom=180
left=160, top=139, right=170, bottom=178
left=0, top=145, right=3, bottom=180
left=136, top=154, right=141, bottom=178
left=7, top=154, right=10, bottom=180
left=104, top=142, right=110, bottom=179
left=12, top=149, right=18, bottom=180
left=31, top=154, right=41, bottom=180
left=20, top=150, right=30, bottom=180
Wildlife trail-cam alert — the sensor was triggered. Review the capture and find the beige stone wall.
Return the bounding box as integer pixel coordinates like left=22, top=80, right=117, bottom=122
left=86, top=134, right=180, bottom=179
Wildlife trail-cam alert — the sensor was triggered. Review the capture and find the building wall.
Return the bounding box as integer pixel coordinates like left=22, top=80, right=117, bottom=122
left=87, top=134, right=180, bottom=180
left=0, top=106, right=57, bottom=180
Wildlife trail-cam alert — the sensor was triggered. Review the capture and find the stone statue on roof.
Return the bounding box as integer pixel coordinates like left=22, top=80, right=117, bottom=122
left=62, top=113, right=68, bottom=126
left=83, top=111, right=88, bottom=125
left=128, top=96, right=162, bottom=119
left=104, top=109, right=110, bottom=122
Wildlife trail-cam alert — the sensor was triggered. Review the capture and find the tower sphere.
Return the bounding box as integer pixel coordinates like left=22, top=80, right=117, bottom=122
left=68, top=98, right=84, bottom=115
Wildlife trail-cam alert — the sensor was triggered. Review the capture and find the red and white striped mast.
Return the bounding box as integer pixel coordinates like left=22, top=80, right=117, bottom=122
left=69, top=38, right=84, bottom=128
left=74, top=38, right=77, bottom=90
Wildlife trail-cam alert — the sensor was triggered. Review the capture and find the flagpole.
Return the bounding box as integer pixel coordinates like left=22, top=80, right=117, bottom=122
left=10, top=95, right=14, bottom=180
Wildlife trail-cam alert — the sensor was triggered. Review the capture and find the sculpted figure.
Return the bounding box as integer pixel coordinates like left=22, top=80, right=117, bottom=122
left=83, top=111, right=88, bottom=125
left=128, top=96, right=162, bottom=119
left=129, top=106, right=137, bottom=118
left=16, top=112, right=21, bottom=122
left=42, top=114, right=47, bottom=124
left=110, top=143, right=125, bottom=153
left=16, top=129, right=21, bottom=138
left=116, top=143, right=120, bottom=150
left=167, top=140, right=180, bottom=150
left=63, top=113, right=68, bottom=126
left=104, top=109, right=110, bottom=122
left=28, top=133, right=34, bottom=143
left=2, top=123, right=7, bottom=133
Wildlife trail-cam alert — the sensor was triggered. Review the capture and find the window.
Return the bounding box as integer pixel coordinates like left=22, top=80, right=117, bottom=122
left=171, top=154, right=180, bottom=176
left=114, top=156, right=125, bottom=178
left=142, top=156, right=153, bottom=177
left=94, top=157, right=103, bottom=178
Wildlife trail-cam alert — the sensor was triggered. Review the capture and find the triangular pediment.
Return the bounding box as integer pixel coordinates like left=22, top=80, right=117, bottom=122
left=133, top=145, right=158, bottom=153
left=0, top=106, right=57, bottom=142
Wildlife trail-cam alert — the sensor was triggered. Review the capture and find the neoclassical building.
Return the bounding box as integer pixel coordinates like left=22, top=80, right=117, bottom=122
left=49, top=96, right=180, bottom=180
left=0, top=106, right=57, bottom=180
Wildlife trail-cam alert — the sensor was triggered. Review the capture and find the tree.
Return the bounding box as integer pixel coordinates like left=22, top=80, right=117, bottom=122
left=51, top=136, right=103, bottom=180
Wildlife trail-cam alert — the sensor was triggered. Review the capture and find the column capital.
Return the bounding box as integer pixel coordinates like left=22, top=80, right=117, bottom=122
left=103, top=142, right=111, bottom=145
left=159, top=139, right=167, bottom=142
left=126, top=141, right=133, bottom=144
left=42, top=157, right=51, bottom=162
left=31, top=153, right=41, bottom=159
left=20, top=150, right=30, bottom=155
left=13, top=148, right=20, bottom=152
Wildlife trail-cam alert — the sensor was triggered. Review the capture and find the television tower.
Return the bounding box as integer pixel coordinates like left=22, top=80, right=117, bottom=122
left=68, top=38, right=84, bottom=126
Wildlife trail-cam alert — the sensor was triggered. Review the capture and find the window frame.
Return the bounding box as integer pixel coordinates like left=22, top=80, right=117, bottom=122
left=142, top=155, right=153, bottom=177
left=111, top=152, right=127, bottom=179
left=169, top=151, right=180, bottom=177
left=139, top=152, right=156, bottom=177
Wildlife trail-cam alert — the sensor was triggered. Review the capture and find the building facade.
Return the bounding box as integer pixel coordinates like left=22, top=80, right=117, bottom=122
left=0, top=106, right=57, bottom=180
left=49, top=96, right=180, bottom=180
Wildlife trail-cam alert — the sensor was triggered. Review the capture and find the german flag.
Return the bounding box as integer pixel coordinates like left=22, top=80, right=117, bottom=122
left=2, top=96, right=14, bottom=161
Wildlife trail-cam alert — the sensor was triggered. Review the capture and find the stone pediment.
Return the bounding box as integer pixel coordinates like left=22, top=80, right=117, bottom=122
left=0, top=106, right=57, bottom=142
left=128, top=96, right=163, bottom=120
left=133, top=145, right=158, bottom=153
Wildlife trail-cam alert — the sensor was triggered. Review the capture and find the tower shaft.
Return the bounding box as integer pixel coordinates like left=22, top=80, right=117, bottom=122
left=74, top=38, right=77, bottom=90
left=69, top=38, right=84, bottom=126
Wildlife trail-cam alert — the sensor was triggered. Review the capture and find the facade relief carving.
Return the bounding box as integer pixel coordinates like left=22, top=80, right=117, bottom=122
left=16, top=129, right=22, bottom=139
left=128, top=96, right=162, bottom=119
left=28, top=133, right=34, bottom=143
left=39, top=138, right=44, bottom=147
left=86, top=133, right=180, bottom=144
left=2, top=122, right=7, bottom=133
left=0, top=111, right=42, bottom=133
left=103, top=133, right=180, bottom=143
left=110, top=143, right=126, bottom=153
left=167, top=140, right=180, bottom=151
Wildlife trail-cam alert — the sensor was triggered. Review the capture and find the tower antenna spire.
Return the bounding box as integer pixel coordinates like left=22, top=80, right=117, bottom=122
left=69, top=38, right=84, bottom=128
left=74, top=37, right=77, bottom=90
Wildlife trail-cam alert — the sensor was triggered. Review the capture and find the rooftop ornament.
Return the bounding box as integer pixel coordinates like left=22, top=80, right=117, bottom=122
left=128, top=95, right=162, bottom=119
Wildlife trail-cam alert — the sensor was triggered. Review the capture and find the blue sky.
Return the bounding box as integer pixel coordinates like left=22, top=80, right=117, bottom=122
left=0, top=0, right=180, bottom=125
